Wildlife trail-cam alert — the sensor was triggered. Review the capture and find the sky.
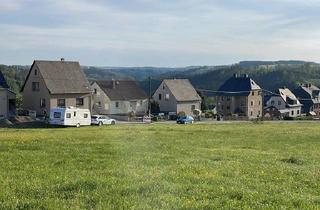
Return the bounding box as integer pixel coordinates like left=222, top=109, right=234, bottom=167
left=1, top=0, right=320, bottom=67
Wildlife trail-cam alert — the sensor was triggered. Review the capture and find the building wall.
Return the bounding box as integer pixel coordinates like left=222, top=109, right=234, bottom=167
left=0, top=89, right=16, bottom=119
left=22, top=64, right=51, bottom=116
left=152, top=81, right=178, bottom=113
left=247, top=90, right=263, bottom=119
left=177, top=101, right=201, bottom=116
left=22, top=64, right=92, bottom=116
left=0, top=89, right=7, bottom=119
left=217, top=90, right=262, bottom=119
left=50, top=93, right=92, bottom=111
left=91, top=82, right=111, bottom=115
left=217, top=95, right=248, bottom=117
left=108, top=100, right=148, bottom=115
left=91, top=82, right=148, bottom=116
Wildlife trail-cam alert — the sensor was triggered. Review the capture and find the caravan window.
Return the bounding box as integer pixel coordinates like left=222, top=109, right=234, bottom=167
left=84, top=113, right=88, bottom=118
left=74, top=112, right=77, bottom=117
left=54, top=112, right=61, bottom=119
left=66, top=113, right=71, bottom=118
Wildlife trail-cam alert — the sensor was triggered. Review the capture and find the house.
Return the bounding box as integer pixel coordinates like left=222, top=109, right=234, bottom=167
left=21, top=59, right=92, bottom=116
left=152, top=79, right=202, bottom=116
left=216, top=74, right=262, bottom=120
left=293, top=84, right=320, bottom=116
left=91, top=80, right=149, bottom=118
left=264, top=88, right=302, bottom=118
left=0, top=71, right=16, bottom=119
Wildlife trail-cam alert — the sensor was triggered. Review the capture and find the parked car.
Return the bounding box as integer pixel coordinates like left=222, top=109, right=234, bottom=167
left=91, top=115, right=116, bottom=126
left=49, top=107, right=91, bottom=128
left=176, top=116, right=194, bottom=124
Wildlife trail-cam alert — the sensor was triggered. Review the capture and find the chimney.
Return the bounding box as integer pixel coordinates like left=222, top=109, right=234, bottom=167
left=112, top=79, right=116, bottom=89
left=60, top=58, right=65, bottom=62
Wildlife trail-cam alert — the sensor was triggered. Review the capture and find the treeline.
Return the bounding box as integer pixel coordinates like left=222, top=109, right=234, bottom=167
left=0, top=65, right=29, bottom=93
left=2, top=62, right=320, bottom=97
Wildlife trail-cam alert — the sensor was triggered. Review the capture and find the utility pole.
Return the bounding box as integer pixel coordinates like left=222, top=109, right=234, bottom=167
left=148, top=76, right=151, bottom=117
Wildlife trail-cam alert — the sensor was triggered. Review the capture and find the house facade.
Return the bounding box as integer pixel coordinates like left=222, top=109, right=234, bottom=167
left=293, top=84, right=320, bottom=116
left=0, top=71, right=16, bottom=119
left=91, top=80, right=148, bottom=117
left=152, top=79, right=202, bottom=116
left=264, top=88, right=302, bottom=118
left=21, top=60, right=92, bottom=116
left=216, top=74, right=263, bottom=120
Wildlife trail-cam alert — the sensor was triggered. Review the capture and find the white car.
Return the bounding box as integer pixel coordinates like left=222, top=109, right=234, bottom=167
left=91, top=115, right=116, bottom=126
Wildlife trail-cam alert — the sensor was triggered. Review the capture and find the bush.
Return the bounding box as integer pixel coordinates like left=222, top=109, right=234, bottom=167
left=177, top=112, right=186, bottom=117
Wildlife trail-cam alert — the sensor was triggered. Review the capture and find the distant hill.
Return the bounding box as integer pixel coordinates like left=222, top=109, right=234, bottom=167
left=2, top=60, right=320, bottom=97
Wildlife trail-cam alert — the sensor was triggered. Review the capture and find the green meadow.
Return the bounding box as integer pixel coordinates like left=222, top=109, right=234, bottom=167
left=0, top=123, right=319, bottom=209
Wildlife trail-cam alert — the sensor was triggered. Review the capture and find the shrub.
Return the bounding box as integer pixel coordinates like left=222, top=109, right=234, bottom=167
left=177, top=111, right=186, bottom=117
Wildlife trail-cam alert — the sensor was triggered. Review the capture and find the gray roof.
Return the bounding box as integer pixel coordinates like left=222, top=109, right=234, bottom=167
left=0, top=70, right=9, bottom=89
left=95, top=80, right=148, bottom=101
left=22, top=60, right=91, bottom=94
left=218, top=75, right=261, bottom=96
left=163, top=79, right=201, bottom=102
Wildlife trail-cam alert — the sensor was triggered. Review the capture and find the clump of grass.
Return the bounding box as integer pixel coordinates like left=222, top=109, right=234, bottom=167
left=281, top=157, right=303, bottom=165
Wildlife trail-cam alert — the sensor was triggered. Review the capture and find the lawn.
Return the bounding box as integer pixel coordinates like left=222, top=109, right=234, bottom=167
left=0, top=123, right=320, bottom=209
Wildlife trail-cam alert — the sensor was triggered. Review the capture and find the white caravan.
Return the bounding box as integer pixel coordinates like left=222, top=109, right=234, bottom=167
left=49, top=107, right=91, bottom=127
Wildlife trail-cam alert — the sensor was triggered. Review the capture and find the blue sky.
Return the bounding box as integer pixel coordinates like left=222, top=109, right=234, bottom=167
left=1, top=0, right=320, bottom=66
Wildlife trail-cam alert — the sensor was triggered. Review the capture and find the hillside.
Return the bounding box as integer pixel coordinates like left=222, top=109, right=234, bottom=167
left=2, top=61, right=320, bottom=97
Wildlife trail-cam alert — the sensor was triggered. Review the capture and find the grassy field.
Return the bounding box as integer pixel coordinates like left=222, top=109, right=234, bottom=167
left=0, top=123, right=320, bottom=209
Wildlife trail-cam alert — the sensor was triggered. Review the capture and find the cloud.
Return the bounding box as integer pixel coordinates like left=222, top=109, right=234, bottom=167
left=1, top=0, right=320, bottom=66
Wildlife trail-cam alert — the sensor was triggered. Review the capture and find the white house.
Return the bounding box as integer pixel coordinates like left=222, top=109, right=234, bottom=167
left=265, top=88, right=302, bottom=118
left=91, top=80, right=149, bottom=119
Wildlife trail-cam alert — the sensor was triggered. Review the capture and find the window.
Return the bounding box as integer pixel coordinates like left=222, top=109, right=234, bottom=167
left=74, top=112, right=77, bottom=117
left=291, top=111, right=294, bottom=116
left=97, top=101, right=102, bottom=107
left=57, top=99, right=65, bottom=107
left=54, top=112, right=61, bottom=119
left=32, top=82, right=40, bottom=91
left=297, top=110, right=300, bottom=115
left=94, top=89, right=97, bottom=94
left=251, top=101, right=254, bottom=106
left=191, top=105, right=196, bottom=111
left=40, top=98, right=46, bottom=108
left=251, top=111, right=253, bottom=116
left=227, top=106, right=230, bottom=110
left=258, top=101, right=261, bottom=106
left=226, top=97, right=231, bottom=101
left=278, top=101, right=281, bottom=106
left=66, top=113, right=71, bottom=118
left=252, top=91, right=255, bottom=96
left=163, top=85, right=165, bottom=90
left=159, top=94, right=162, bottom=100
left=115, top=102, right=119, bottom=108
left=34, top=69, right=37, bottom=76
left=84, top=113, right=88, bottom=118
left=165, top=94, right=170, bottom=101
left=221, top=96, right=224, bottom=101
left=76, top=98, right=84, bottom=106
